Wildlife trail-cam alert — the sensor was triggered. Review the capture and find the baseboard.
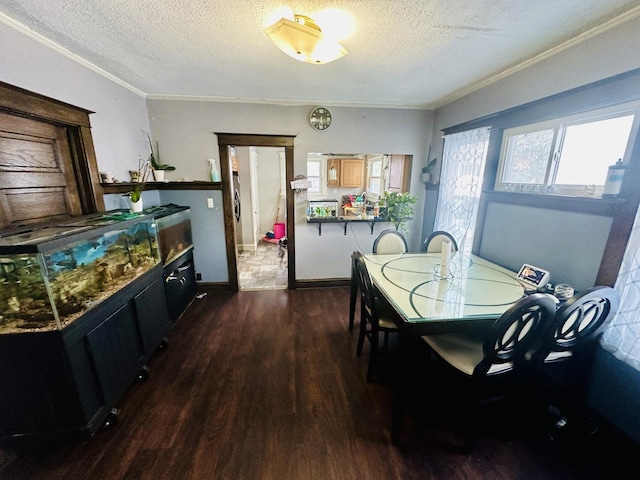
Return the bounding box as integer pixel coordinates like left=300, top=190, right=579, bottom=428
left=296, top=278, right=350, bottom=289
left=196, top=282, right=230, bottom=291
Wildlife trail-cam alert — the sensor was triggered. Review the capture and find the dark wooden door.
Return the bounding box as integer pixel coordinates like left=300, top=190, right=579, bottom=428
left=0, top=111, right=82, bottom=229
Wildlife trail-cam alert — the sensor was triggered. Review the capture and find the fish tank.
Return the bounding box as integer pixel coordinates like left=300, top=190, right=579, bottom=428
left=307, top=199, right=339, bottom=219
left=153, top=206, right=193, bottom=265
left=0, top=213, right=160, bottom=334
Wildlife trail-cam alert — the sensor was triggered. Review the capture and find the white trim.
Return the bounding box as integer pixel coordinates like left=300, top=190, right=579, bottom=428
left=433, top=6, right=640, bottom=109
left=0, top=12, right=146, bottom=98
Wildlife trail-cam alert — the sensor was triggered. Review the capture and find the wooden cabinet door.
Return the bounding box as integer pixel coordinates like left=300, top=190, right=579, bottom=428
left=0, top=112, right=82, bottom=229
left=340, top=159, right=364, bottom=187
left=327, top=158, right=340, bottom=187
left=134, top=277, right=170, bottom=354
left=387, top=154, right=411, bottom=192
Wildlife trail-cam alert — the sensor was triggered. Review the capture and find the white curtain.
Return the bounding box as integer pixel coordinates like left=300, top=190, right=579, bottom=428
left=601, top=204, right=640, bottom=371
left=434, top=127, right=491, bottom=253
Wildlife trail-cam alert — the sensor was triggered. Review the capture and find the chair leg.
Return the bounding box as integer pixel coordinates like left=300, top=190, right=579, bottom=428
left=366, top=329, right=379, bottom=383
left=349, top=272, right=358, bottom=332
left=356, top=305, right=367, bottom=357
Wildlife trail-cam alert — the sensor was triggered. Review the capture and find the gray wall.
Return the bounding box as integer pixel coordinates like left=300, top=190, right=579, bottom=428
left=0, top=22, right=151, bottom=181
left=146, top=100, right=434, bottom=281
left=478, top=203, right=611, bottom=291
left=421, top=14, right=640, bottom=289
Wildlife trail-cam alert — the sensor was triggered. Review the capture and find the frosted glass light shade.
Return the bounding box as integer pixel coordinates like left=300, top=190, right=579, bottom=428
left=264, top=16, right=347, bottom=65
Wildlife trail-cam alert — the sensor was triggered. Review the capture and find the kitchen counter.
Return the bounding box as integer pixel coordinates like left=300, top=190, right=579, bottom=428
left=306, top=216, right=390, bottom=235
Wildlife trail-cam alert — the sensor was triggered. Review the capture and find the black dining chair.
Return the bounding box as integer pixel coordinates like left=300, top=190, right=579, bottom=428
left=528, top=286, right=620, bottom=439
left=373, top=229, right=408, bottom=254
left=422, top=230, right=458, bottom=253
left=349, top=251, right=360, bottom=332
left=354, top=251, right=400, bottom=382
left=418, top=293, right=558, bottom=453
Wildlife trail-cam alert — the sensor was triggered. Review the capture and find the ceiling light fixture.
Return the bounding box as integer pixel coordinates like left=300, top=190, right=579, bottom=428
left=264, top=14, right=347, bottom=65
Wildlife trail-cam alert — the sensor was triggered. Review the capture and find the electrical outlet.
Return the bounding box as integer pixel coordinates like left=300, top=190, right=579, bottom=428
left=196, top=273, right=202, bottom=281
left=207, top=198, right=214, bottom=208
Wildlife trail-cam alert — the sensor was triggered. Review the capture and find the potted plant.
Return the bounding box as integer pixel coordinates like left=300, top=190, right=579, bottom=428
left=124, top=156, right=152, bottom=212
left=379, top=191, right=417, bottom=233
left=143, top=130, right=175, bottom=181
left=421, top=158, right=437, bottom=183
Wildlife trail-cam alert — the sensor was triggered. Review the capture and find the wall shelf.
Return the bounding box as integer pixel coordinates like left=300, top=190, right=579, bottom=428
left=307, top=217, right=389, bottom=236
left=101, top=181, right=221, bottom=194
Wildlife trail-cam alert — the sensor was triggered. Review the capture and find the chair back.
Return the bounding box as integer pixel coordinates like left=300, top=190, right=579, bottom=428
left=475, top=293, right=557, bottom=376
left=532, top=286, right=619, bottom=365
left=353, top=252, right=379, bottom=326
left=423, top=230, right=459, bottom=253
left=373, top=229, right=408, bottom=254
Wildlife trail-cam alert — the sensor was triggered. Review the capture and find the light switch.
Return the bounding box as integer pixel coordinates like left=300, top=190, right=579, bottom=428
left=207, top=197, right=214, bottom=208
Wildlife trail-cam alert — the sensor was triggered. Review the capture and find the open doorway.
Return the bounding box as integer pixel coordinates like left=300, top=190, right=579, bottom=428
left=234, top=146, right=287, bottom=290
left=215, top=133, right=296, bottom=292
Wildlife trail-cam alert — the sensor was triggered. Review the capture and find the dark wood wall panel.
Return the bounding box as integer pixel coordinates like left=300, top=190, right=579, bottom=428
left=0, top=82, right=99, bottom=231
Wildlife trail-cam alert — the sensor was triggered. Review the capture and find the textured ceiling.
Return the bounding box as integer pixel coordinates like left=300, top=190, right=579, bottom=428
left=1, top=0, right=639, bottom=108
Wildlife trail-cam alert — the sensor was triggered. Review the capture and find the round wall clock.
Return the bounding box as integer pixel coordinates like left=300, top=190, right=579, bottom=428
left=309, top=107, right=332, bottom=131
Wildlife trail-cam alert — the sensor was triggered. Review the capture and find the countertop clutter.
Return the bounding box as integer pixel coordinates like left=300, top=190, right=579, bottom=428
left=306, top=193, right=384, bottom=221
left=306, top=195, right=388, bottom=235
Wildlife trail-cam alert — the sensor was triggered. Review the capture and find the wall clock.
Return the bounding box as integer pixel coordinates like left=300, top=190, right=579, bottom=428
left=309, top=107, right=332, bottom=131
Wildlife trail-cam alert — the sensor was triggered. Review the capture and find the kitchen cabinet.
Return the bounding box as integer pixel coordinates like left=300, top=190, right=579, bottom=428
left=327, top=158, right=340, bottom=187
left=387, top=154, right=411, bottom=192
left=340, top=159, right=365, bottom=187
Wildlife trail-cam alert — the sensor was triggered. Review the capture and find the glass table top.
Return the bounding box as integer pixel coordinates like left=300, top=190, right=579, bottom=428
left=363, top=253, right=525, bottom=326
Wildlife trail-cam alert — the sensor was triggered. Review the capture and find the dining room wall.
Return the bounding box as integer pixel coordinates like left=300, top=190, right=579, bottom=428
left=426, top=13, right=640, bottom=442
left=146, top=99, right=434, bottom=281
left=425, top=13, right=640, bottom=286
left=0, top=21, right=151, bottom=181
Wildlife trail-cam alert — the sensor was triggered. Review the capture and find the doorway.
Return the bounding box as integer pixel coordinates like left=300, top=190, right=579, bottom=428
left=235, top=146, right=288, bottom=291
left=215, top=133, right=296, bottom=292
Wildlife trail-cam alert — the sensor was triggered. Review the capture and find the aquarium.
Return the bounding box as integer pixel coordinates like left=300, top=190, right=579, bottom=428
left=307, top=199, right=339, bottom=219
left=154, top=206, right=193, bottom=265
left=0, top=214, right=160, bottom=333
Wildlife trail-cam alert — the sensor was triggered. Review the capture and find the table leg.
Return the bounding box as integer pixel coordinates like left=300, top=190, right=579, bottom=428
left=391, top=327, right=410, bottom=445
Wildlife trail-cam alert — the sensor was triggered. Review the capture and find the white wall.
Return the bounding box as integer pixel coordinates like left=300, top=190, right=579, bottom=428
left=254, top=147, right=284, bottom=237
left=0, top=21, right=150, bottom=181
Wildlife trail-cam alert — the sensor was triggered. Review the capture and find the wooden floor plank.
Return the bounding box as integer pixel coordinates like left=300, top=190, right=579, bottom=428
left=0, top=287, right=637, bottom=479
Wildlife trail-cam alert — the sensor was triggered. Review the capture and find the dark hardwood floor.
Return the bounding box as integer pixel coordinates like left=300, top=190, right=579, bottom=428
left=0, top=287, right=637, bottom=479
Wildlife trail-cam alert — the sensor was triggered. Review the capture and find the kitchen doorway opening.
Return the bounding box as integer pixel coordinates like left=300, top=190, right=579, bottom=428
left=234, top=146, right=287, bottom=291
left=215, top=133, right=296, bottom=292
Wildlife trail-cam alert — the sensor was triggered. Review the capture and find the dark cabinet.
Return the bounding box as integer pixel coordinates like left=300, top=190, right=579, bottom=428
left=0, top=267, right=170, bottom=445
left=164, top=250, right=196, bottom=323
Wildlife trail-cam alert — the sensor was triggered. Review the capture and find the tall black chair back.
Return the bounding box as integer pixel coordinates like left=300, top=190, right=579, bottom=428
left=354, top=251, right=399, bottom=382
left=476, top=293, right=558, bottom=376
left=532, top=286, right=619, bottom=366
left=419, top=292, right=557, bottom=452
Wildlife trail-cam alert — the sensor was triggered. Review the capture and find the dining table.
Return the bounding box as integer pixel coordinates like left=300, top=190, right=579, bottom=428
left=362, top=252, right=527, bottom=444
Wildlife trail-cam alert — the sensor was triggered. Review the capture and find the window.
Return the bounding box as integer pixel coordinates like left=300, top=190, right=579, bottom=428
left=496, top=104, right=638, bottom=196
left=306, top=156, right=325, bottom=196
left=435, top=127, right=491, bottom=253
left=367, top=155, right=384, bottom=196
